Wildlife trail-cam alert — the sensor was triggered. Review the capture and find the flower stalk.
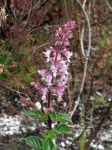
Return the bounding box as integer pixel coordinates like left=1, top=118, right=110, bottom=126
left=26, top=21, right=75, bottom=150
left=31, top=21, right=75, bottom=129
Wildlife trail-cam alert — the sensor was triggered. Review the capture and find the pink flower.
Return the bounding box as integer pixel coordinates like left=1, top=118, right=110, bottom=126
left=57, top=80, right=65, bottom=87
left=57, top=86, right=67, bottom=99
left=61, top=75, right=68, bottom=82
left=31, top=82, right=43, bottom=90
left=41, top=87, right=48, bottom=100
left=50, top=65, right=58, bottom=77
left=64, top=21, right=75, bottom=30
left=38, top=69, right=46, bottom=76
left=61, top=49, right=73, bottom=62
left=49, top=46, right=55, bottom=52
left=44, top=107, right=54, bottom=114
left=58, top=60, right=68, bottom=75
left=43, top=50, right=51, bottom=62
left=41, top=87, right=48, bottom=95
left=45, top=74, right=52, bottom=86
left=55, top=27, right=63, bottom=37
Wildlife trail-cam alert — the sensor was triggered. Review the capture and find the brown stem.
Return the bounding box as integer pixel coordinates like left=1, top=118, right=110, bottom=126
left=47, top=89, right=51, bottom=130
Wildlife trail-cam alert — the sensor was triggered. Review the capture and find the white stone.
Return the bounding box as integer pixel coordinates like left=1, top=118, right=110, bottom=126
left=35, top=102, right=41, bottom=109
left=61, top=142, right=65, bottom=147
left=90, top=142, right=97, bottom=148
left=98, top=144, right=105, bottom=149
left=66, top=140, right=72, bottom=144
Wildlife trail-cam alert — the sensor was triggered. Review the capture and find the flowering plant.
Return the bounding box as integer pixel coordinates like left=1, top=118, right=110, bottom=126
left=25, top=21, right=75, bottom=150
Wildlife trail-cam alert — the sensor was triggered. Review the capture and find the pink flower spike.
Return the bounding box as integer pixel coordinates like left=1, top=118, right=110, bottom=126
left=31, top=21, right=75, bottom=102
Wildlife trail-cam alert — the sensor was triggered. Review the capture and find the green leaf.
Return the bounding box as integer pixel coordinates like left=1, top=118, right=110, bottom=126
left=49, top=111, right=57, bottom=122
left=4, top=57, right=14, bottom=65
left=43, top=139, right=54, bottom=150
left=20, top=43, right=27, bottom=51
left=56, top=124, right=72, bottom=134
left=29, top=66, right=37, bottom=73
left=13, top=53, right=20, bottom=61
left=0, top=54, right=6, bottom=64
left=20, top=66, right=26, bottom=72
left=0, top=74, right=7, bottom=79
left=80, top=134, right=86, bottom=150
left=43, top=130, right=57, bottom=139
left=57, top=113, right=72, bottom=123
left=24, top=74, right=35, bottom=82
left=26, top=136, right=42, bottom=149
left=98, top=43, right=103, bottom=49
left=25, top=109, right=44, bottom=120
left=55, top=147, right=61, bottom=150
left=2, top=44, right=11, bottom=52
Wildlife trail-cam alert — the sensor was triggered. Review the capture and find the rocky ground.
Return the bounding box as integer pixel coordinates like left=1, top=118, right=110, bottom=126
left=0, top=99, right=112, bottom=150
